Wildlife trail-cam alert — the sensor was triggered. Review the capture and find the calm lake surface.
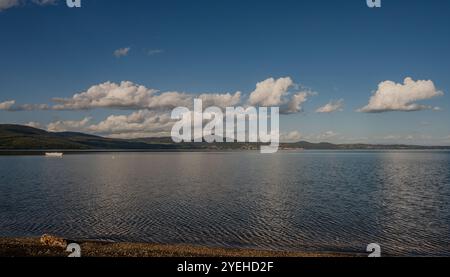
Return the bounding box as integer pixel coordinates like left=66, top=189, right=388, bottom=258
left=1, top=151, right=449, bottom=256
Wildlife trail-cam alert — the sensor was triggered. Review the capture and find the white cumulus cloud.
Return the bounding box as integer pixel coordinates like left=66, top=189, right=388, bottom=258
left=248, top=77, right=313, bottom=114
left=249, top=77, right=293, bottom=107
left=358, top=77, right=444, bottom=113
left=32, top=0, right=57, bottom=6
left=52, top=81, right=192, bottom=111
left=0, top=0, right=20, bottom=11
left=0, top=0, right=57, bottom=11
left=25, top=121, right=42, bottom=128
left=318, top=131, right=338, bottom=140
left=0, top=100, right=16, bottom=110
left=2, top=77, right=312, bottom=115
left=285, top=92, right=310, bottom=114
left=316, top=99, right=344, bottom=113
left=50, top=81, right=243, bottom=111
left=199, top=92, right=242, bottom=108
left=47, top=117, right=92, bottom=132
left=114, top=47, right=131, bottom=58
left=87, top=110, right=174, bottom=138
left=280, top=131, right=302, bottom=143
left=44, top=111, right=175, bottom=138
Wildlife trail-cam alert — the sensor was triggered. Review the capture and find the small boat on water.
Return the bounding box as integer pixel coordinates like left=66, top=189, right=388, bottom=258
left=45, top=152, right=64, bottom=157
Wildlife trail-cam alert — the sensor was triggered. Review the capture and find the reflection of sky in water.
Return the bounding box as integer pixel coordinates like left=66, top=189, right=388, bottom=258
left=0, top=151, right=449, bottom=256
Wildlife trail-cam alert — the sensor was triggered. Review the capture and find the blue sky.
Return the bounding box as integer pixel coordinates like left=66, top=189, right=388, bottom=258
left=0, top=0, right=449, bottom=144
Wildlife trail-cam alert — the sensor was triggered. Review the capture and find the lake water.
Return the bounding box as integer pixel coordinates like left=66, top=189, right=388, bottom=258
left=1, top=151, right=449, bottom=256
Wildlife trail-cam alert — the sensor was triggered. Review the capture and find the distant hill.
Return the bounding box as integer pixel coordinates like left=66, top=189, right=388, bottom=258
left=0, top=124, right=260, bottom=150
left=0, top=124, right=449, bottom=151
left=285, top=141, right=450, bottom=150
left=0, top=125, right=158, bottom=150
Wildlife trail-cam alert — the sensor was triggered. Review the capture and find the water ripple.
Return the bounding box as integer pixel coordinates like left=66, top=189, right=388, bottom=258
left=0, top=151, right=450, bottom=256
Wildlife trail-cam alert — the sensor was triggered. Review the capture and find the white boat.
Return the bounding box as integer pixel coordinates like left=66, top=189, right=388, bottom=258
left=45, top=152, right=64, bottom=157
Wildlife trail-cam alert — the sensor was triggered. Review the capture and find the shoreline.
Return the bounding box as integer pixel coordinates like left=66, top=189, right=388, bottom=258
left=1, top=148, right=450, bottom=156
left=0, top=238, right=360, bottom=257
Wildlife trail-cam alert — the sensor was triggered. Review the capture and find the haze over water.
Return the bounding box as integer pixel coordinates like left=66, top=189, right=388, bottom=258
left=1, top=151, right=449, bottom=256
